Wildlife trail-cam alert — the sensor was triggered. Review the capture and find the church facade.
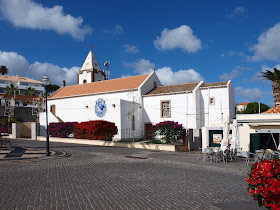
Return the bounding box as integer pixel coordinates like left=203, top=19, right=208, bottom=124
left=40, top=50, right=236, bottom=140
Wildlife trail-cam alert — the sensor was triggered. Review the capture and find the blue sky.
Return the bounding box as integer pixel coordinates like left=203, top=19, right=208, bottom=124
left=1, top=0, right=280, bottom=107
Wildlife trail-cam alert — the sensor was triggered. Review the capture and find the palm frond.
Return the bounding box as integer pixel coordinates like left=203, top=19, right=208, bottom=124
left=259, top=68, right=280, bottom=82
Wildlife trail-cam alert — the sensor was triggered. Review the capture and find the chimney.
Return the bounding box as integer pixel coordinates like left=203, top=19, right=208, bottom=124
left=63, top=80, right=66, bottom=87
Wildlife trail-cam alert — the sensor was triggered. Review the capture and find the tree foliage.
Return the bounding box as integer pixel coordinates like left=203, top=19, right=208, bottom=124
left=5, top=83, right=19, bottom=95
left=0, top=65, right=8, bottom=75
left=46, top=84, right=60, bottom=94
left=243, top=102, right=270, bottom=114
left=24, top=87, right=36, bottom=96
left=259, top=68, right=280, bottom=82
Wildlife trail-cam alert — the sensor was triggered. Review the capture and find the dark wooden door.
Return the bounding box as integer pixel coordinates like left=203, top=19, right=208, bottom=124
left=145, top=123, right=153, bottom=140
left=51, top=105, right=56, bottom=116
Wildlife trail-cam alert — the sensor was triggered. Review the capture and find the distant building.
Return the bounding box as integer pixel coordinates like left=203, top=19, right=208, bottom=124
left=0, top=75, right=44, bottom=96
left=237, top=102, right=249, bottom=112
left=0, top=94, right=42, bottom=122
left=0, top=94, right=42, bottom=107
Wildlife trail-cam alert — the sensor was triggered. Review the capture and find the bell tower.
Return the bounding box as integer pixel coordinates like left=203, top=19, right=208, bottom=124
left=78, top=49, right=106, bottom=84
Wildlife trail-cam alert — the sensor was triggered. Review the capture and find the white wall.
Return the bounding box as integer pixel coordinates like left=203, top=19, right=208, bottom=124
left=143, top=83, right=235, bottom=130
left=78, top=71, right=92, bottom=84
left=78, top=71, right=106, bottom=84
left=139, top=71, right=162, bottom=96
left=200, top=86, right=231, bottom=126
left=143, top=93, right=188, bottom=129
left=44, top=90, right=141, bottom=139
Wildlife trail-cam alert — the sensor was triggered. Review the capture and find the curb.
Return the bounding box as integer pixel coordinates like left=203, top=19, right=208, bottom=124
left=0, top=147, right=71, bottom=163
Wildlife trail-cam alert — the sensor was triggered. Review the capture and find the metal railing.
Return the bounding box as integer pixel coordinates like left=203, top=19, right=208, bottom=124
left=120, top=129, right=144, bottom=142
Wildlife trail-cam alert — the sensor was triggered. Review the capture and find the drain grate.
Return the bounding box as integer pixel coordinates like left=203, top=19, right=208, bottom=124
left=124, top=155, right=148, bottom=159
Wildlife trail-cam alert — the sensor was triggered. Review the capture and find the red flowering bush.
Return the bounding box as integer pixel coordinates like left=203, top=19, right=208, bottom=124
left=245, top=158, right=280, bottom=209
left=153, top=121, right=183, bottom=144
left=0, top=125, right=8, bottom=133
left=73, top=120, right=118, bottom=141
left=49, top=122, right=78, bottom=138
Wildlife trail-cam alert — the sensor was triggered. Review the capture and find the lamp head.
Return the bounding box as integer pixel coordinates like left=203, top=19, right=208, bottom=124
left=42, top=75, right=50, bottom=86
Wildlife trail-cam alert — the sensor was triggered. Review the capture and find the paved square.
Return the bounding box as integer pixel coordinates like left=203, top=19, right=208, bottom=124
left=0, top=139, right=261, bottom=209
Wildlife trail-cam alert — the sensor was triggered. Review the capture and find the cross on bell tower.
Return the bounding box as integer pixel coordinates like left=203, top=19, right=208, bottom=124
left=89, top=45, right=94, bottom=51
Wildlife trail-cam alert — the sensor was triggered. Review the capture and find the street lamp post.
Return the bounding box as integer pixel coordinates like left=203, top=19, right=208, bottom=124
left=42, top=75, right=50, bottom=156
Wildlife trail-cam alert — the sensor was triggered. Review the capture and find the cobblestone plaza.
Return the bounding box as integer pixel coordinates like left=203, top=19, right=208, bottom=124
left=0, top=139, right=261, bottom=209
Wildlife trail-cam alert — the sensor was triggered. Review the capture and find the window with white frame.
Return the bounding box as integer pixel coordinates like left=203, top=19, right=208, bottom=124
left=161, top=100, right=171, bottom=118
left=209, top=97, right=215, bottom=105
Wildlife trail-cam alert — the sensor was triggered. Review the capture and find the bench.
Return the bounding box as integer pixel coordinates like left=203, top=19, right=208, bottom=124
left=0, top=133, right=11, bottom=148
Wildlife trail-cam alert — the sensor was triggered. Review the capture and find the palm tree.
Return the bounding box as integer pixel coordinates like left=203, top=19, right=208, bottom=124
left=0, top=65, right=8, bottom=75
left=24, top=87, right=36, bottom=96
left=5, top=83, right=19, bottom=95
left=260, top=68, right=280, bottom=106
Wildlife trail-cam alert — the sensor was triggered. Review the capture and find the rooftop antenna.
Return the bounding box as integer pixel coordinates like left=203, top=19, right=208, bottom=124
left=104, top=61, right=110, bottom=80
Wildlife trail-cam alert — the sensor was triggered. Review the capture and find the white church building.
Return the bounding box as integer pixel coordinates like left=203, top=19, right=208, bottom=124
left=40, top=50, right=236, bottom=141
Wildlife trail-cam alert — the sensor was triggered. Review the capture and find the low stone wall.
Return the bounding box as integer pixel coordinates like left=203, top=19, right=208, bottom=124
left=29, top=136, right=179, bottom=152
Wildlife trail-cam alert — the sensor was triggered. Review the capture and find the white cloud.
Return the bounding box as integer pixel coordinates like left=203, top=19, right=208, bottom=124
left=235, top=66, right=252, bottom=71
left=261, top=64, right=280, bottom=72
left=250, top=22, right=280, bottom=61
left=221, top=50, right=249, bottom=60
left=252, top=64, right=280, bottom=83
left=219, top=70, right=241, bottom=80
left=154, top=25, right=202, bottom=53
left=123, top=59, right=155, bottom=74
left=235, top=87, right=270, bottom=101
left=123, top=58, right=204, bottom=85
left=29, top=62, right=78, bottom=86
left=0, top=51, right=30, bottom=75
left=122, top=44, right=139, bottom=54
left=227, top=6, right=245, bottom=18
left=104, top=25, right=124, bottom=35
left=0, top=0, right=92, bottom=40
left=0, top=50, right=79, bottom=86
left=156, top=67, right=204, bottom=85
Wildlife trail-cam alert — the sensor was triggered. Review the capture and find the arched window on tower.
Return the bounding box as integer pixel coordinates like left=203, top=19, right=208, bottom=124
left=83, top=79, right=87, bottom=84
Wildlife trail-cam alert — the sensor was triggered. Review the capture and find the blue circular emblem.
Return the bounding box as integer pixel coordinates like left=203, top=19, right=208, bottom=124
left=95, top=98, right=107, bottom=118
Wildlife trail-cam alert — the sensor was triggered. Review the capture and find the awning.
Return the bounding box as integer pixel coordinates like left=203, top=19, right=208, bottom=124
left=248, top=123, right=280, bottom=127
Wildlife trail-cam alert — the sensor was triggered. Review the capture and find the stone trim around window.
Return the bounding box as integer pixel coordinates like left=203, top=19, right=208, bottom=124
left=160, top=100, right=171, bottom=118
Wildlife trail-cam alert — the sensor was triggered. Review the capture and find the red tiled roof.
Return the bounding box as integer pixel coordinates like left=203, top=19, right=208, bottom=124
left=0, top=75, right=42, bottom=84
left=262, top=105, right=280, bottom=113
left=50, top=74, right=150, bottom=99
left=238, top=102, right=249, bottom=106
left=145, top=82, right=200, bottom=96
left=200, top=81, right=228, bottom=89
